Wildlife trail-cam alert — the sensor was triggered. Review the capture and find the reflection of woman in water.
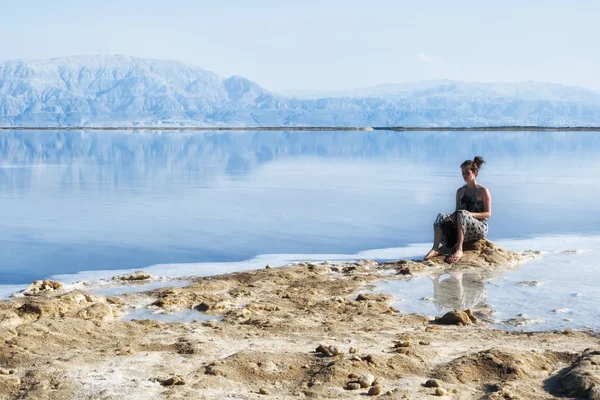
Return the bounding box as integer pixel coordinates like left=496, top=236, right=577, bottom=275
left=424, top=157, right=492, bottom=263
left=429, top=271, right=487, bottom=311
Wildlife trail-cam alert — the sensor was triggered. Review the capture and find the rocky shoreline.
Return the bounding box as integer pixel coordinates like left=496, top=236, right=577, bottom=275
left=1, top=240, right=599, bottom=399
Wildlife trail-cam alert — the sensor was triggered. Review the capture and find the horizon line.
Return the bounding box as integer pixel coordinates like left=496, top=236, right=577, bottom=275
left=1, top=126, right=600, bottom=132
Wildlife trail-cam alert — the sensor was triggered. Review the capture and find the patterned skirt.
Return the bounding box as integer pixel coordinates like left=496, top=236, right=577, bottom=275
left=433, top=210, right=488, bottom=247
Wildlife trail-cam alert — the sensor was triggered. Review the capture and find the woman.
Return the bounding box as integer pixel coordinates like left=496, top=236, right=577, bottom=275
left=424, top=157, right=492, bottom=263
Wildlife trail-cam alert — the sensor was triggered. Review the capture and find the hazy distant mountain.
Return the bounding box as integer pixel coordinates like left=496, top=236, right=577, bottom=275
left=279, top=80, right=600, bottom=102
left=1, top=55, right=600, bottom=127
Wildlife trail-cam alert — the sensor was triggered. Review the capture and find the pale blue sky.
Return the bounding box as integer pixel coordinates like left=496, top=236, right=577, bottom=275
left=1, top=0, right=598, bottom=91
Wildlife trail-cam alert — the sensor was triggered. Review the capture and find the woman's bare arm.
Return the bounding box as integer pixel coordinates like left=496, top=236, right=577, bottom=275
left=455, top=188, right=462, bottom=211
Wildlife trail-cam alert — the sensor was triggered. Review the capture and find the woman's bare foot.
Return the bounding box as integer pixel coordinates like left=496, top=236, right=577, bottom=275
left=423, top=249, right=439, bottom=261
left=445, top=249, right=464, bottom=263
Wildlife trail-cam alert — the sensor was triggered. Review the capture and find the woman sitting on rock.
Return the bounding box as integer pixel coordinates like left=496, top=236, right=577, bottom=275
left=424, top=156, right=492, bottom=263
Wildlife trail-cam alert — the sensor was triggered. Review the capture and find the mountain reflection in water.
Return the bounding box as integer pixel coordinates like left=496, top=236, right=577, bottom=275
left=1, top=129, right=600, bottom=284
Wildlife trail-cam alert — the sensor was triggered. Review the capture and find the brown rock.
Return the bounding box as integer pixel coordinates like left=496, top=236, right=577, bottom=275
left=355, top=293, right=393, bottom=302
left=464, top=309, right=477, bottom=323
left=159, top=376, right=185, bottom=386
left=362, top=354, right=377, bottom=364
left=106, top=296, right=124, bottom=305
left=315, top=344, right=341, bottom=357
left=425, top=379, right=441, bottom=388
left=205, top=365, right=226, bottom=376
left=435, top=387, right=447, bottom=396
left=315, top=344, right=331, bottom=356
left=436, top=310, right=473, bottom=325
left=368, top=385, right=383, bottom=396
left=346, top=382, right=361, bottom=390
left=176, top=341, right=200, bottom=355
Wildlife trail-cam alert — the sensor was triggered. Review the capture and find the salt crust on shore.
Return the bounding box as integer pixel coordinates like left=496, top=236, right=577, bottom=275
left=0, top=239, right=598, bottom=399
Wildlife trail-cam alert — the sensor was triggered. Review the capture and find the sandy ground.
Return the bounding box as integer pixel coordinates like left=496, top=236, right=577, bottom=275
left=0, top=239, right=599, bottom=400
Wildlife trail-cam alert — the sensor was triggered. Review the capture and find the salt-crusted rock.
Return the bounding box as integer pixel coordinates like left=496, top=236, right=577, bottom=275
left=75, top=303, right=121, bottom=322
left=21, top=280, right=64, bottom=296
left=518, top=280, right=541, bottom=286
left=359, top=373, right=375, bottom=388
left=561, top=349, right=600, bottom=399
left=0, top=368, right=16, bottom=375
left=432, top=348, right=533, bottom=385
left=15, top=290, right=115, bottom=322
left=382, top=239, right=524, bottom=275
left=113, top=270, right=152, bottom=281
left=0, top=310, right=22, bottom=328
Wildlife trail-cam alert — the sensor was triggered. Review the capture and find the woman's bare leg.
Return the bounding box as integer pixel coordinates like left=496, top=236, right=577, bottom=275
left=447, top=213, right=464, bottom=263
left=424, top=226, right=443, bottom=260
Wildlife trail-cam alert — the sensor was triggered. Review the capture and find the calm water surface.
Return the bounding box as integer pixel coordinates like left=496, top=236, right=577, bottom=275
left=1, top=130, right=600, bottom=285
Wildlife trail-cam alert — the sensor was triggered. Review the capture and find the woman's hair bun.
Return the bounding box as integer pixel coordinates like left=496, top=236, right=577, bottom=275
left=473, top=156, right=485, bottom=169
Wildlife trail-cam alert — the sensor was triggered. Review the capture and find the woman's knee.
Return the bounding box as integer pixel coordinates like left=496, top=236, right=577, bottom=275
left=456, top=211, right=468, bottom=232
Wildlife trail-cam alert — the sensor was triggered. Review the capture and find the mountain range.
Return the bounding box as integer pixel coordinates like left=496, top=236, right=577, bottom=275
left=1, top=55, right=600, bottom=127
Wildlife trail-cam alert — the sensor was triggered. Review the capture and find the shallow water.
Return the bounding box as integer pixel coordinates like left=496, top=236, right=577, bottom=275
left=88, top=280, right=190, bottom=297
left=378, top=236, right=600, bottom=331
left=2, top=129, right=600, bottom=284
